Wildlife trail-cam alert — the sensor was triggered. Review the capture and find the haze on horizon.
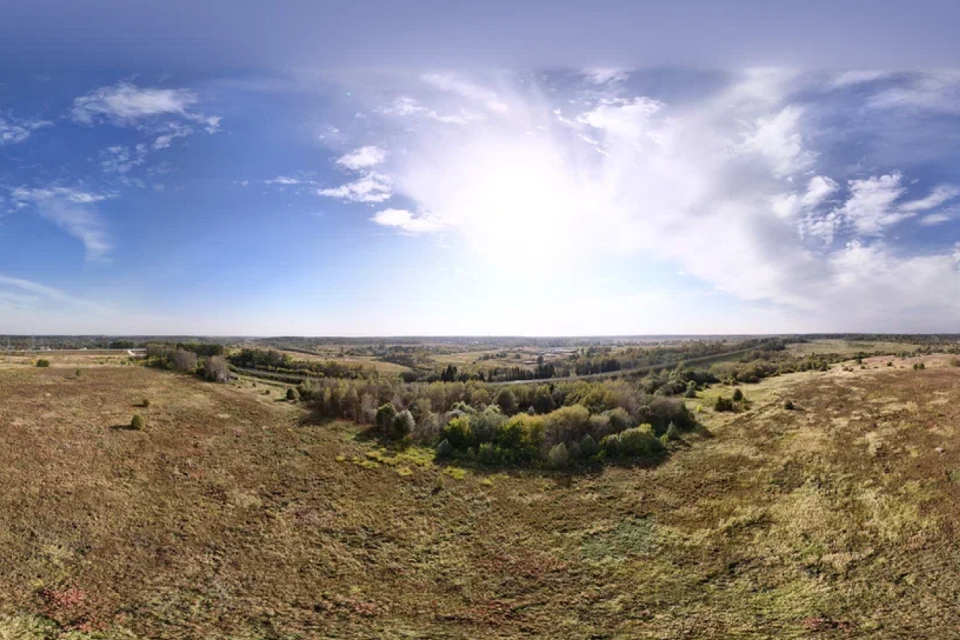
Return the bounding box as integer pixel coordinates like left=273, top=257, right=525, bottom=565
left=5, top=0, right=960, bottom=336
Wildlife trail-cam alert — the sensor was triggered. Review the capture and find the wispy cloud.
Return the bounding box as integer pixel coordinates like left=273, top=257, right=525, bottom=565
left=378, top=97, right=475, bottom=125
left=0, top=113, right=52, bottom=146
left=317, top=172, right=392, bottom=203
left=11, top=186, right=113, bottom=260
left=71, top=82, right=221, bottom=150
left=370, top=208, right=448, bottom=234
left=336, top=146, right=387, bottom=170
left=833, top=173, right=960, bottom=235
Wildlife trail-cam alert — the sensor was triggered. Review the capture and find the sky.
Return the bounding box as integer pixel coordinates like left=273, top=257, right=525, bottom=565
left=5, top=1, right=960, bottom=335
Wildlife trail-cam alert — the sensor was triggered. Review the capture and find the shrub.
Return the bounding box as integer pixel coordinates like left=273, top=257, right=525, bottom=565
left=375, top=404, right=398, bottom=434
left=493, top=414, right=544, bottom=460
left=715, top=396, right=734, bottom=412
left=603, top=407, right=632, bottom=433
left=639, top=397, right=696, bottom=433
left=472, top=405, right=506, bottom=443
left=36, top=359, right=50, bottom=368
left=732, top=388, right=744, bottom=402
left=568, top=440, right=582, bottom=460
left=684, top=381, right=697, bottom=398
left=532, top=385, right=556, bottom=414
left=436, top=438, right=454, bottom=459
left=142, top=399, right=150, bottom=408
left=494, top=388, right=517, bottom=415
left=477, top=442, right=497, bottom=464
left=202, top=356, right=230, bottom=382
left=619, top=424, right=664, bottom=458
left=665, top=421, right=681, bottom=441
left=286, top=387, right=300, bottom=402
left=601, top=433, right=621, bottom=457
left=392, top=410, right=415, bottom=439
left=783, top=399, right=795, bottom=411
left=75, top=369, right=81, bottom=378
left=951, top=357, right=960, bottom=367
left=919, top=362, right=926, bottom=370
left=543, top=404, right=590, bottom=447
left=548, top=442, right=570, bottom=468
left=442, top=415, right=474, bottom=449
left=887, top=361, right=893, bottom=367
left=130, top=414, right=145, bottom=430
left=580, top=434, right=599, bottom=458
left=169, top=349, right=198, bottom=373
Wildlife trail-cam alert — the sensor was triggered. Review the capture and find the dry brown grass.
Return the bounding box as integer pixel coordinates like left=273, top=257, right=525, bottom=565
left=4, top=354, right=960, bottom=637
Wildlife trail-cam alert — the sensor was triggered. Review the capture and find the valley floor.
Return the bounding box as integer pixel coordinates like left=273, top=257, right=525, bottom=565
left=1, top=354, right=959, bottom=638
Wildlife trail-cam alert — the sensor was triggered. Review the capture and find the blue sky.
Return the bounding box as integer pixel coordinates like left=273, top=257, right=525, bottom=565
left=5, top=2, right=960, bottom=335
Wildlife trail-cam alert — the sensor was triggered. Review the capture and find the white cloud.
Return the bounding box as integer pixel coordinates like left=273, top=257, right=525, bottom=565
left=900, top=184, right=960, bottom=212
left=422, top=74, right=509, bottom=113
left=317, top=172, right=392, bottom=203
left=829, top=70, right=890, bottom=88
left=70, top=82, right=220, bottom=152
left=11, top=186, right=113, bottom=260
left=264, top=176, right=315, bottom=186
left=867, top=71, right=960, bottom=114
left=833, top=174, right=960, bottom=235
left=371, top=208, right=448, bottom=234
left=582, top=68, right=630, bottom=85
left=919, top=212, right=952, bottom=226
left=379, top=97, right=475, bottom=125
left=0, top=114, right=51, bottom=146
left=740, top=105, right=815, bottom=177
left=324, top=68, right=960, bottom=329
left=100, top=144, right=147, bottom=173
left=336, top=146, right=387, bottom=170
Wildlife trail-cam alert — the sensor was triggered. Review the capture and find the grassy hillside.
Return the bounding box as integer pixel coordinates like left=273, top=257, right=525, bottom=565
left=1, top=353, right=959, bottom=637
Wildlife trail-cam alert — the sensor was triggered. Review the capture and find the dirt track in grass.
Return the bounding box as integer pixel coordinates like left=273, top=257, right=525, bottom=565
left=3, top=355, right=960, bottom=638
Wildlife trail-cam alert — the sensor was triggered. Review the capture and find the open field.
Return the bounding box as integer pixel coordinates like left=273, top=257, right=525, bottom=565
left=276, top=350, right=412, bottom=375
left=786, top=338, right=928, bottom=357
left=4, top=352, right=960, bottom=637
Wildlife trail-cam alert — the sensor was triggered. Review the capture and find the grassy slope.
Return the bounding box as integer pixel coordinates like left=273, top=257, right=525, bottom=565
left=2, top=354, right=960, bottom=637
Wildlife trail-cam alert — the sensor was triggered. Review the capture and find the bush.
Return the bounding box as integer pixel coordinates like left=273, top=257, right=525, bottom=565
left=684, top=381, right=697, bottom=398
left=493, top=414, right=544, bottom=460
left=532, top=385, right=556, bottom=414
left=442, top=415, right=474, bottom=449
left=494, top=388, right=517, bottom=415
left=169, top=349, right=198, bottom=373
left=75, top=369, right=81, bottom=378
left=548, top=443, right=570, bottom=468
left=732, top=388, right=744, bottom=402
left=36, top=359, right=50, bottom=368
left=472, top=405, right=506, bottom=443
left=783, top=399, right=795, bottom=410
left=580, top=434, right=599, bottom=458
left=619, top=424, right=664, bottom=458
left=142, top=399, right=150, bottom=408
left=202, top=356, right=230, bottom=382
left=715, top=396, right=734, bottom=412
left=543, top=404, right=590, bottom=447
left=392, top=410, right=415, bottom=439
left=375, top=404, right=398, bottom=434
left=286, top=387, right=300, bottom=402
left=601, top=433, right=621, bottom=457
left=603, top=407, right=632, bottom=433
left=130, top=414, right=145, bottom=430
left=665, top=421, right=681, bottom=441
left=436, top=438, right=454, bottom=459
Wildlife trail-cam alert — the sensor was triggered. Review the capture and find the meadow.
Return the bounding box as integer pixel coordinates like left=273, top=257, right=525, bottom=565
left=0, top=342, right=959, bottom=638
